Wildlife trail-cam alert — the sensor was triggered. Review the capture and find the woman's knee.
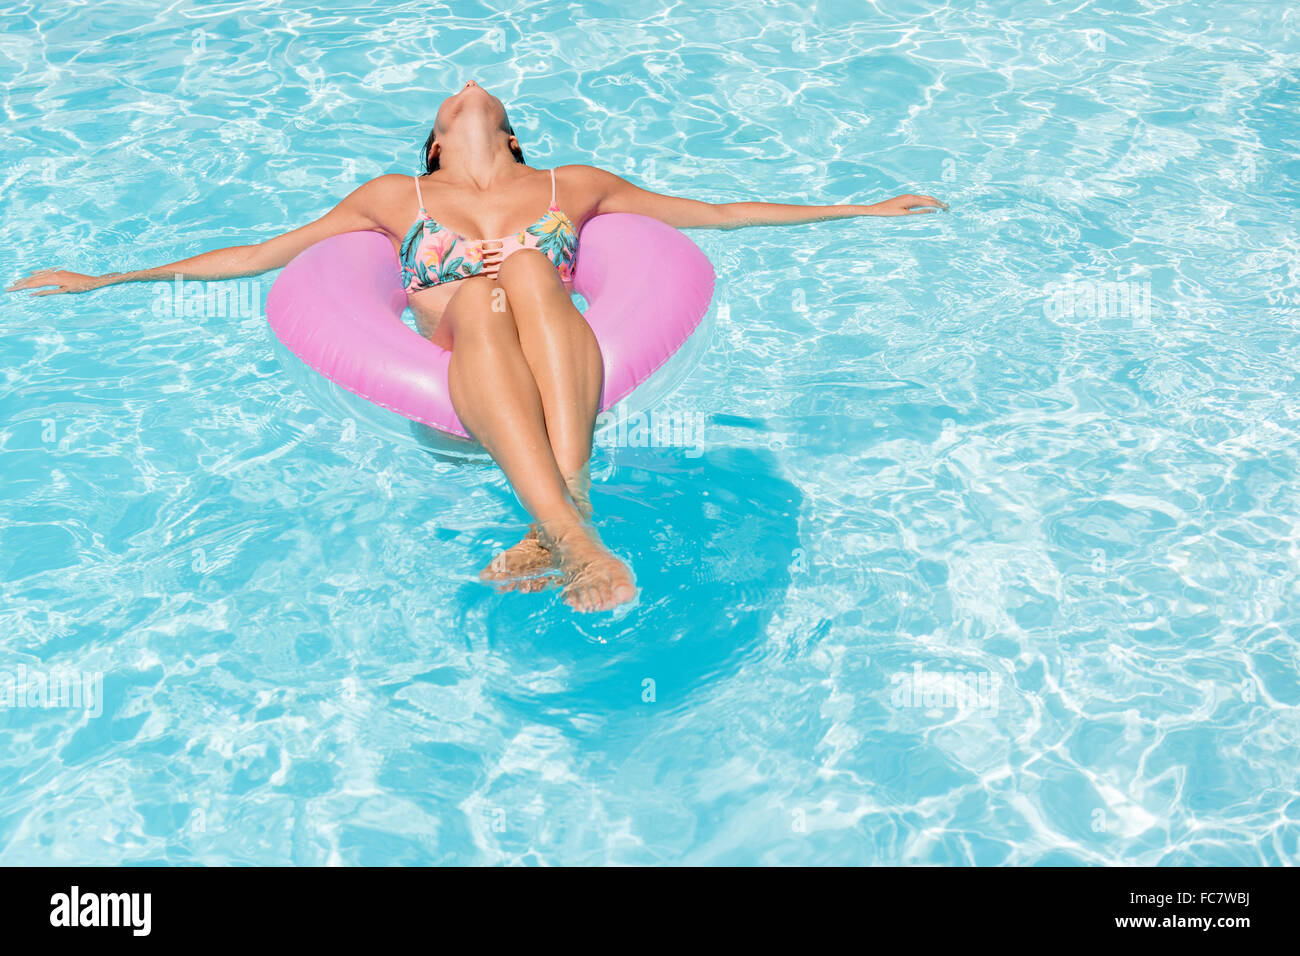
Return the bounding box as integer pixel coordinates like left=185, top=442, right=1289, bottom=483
left=446, top=276, right=515, bottom=333
left=499, top=254, right=584, bottom=331
left=448, top=275, right=502, bottom=312
left=496, top=249, right=564, bottom=295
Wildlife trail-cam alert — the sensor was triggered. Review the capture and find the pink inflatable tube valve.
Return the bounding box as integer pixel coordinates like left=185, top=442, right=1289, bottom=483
left=266, top=213, right=715, bottom=442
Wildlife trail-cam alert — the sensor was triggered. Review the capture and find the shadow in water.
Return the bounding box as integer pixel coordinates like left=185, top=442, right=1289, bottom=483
left=453, top=444, right=803, bottom=730
left=406, top=419, right=488, bottom=463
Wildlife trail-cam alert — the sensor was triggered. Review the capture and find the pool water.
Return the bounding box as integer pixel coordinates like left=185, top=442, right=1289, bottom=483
left=2, top=0, right=1298, bottom=865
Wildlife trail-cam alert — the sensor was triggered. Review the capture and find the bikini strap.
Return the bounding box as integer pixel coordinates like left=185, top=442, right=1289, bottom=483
left=549, top=167, right=556, bottom=208
left=412, top=174, right=426, bottom=213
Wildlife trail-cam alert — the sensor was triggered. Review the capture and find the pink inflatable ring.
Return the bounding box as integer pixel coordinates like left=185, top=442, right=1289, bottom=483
left=266, top=213, right=715, bottom=446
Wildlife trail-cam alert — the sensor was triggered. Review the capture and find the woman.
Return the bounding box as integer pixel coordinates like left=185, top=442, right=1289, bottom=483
left=8, top=80, right=947, bottom=612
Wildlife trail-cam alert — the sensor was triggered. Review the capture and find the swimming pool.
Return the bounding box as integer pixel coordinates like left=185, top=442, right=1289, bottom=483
left=1, top=0, right=1297, bottom=865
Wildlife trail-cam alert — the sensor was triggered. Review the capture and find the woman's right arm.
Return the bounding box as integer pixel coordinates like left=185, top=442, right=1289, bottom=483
left=6, top=175, right=400, bottom=297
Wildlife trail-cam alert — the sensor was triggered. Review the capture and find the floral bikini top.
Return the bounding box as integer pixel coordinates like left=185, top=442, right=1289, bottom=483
left=399, top=167, right=579, bottom=292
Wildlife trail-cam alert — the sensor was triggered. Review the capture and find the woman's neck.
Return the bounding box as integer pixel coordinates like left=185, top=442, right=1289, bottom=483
left=434, top=132, right=524, bottom=191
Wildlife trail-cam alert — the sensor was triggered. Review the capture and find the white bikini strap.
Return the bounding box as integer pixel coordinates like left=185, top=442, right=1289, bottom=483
left=412, top=174, right=426, bottom=212
left=549, top=168, right=556, bottom=206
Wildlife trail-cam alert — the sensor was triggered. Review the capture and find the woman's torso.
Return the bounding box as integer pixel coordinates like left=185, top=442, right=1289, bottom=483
left=362, top=165, right=596, bottom=339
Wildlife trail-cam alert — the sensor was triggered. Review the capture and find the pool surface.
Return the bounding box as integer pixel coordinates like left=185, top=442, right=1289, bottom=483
left=1, top=0, right=1298, bottom=865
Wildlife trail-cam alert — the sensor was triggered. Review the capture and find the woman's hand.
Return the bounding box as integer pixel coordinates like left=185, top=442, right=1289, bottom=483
left=6, top=269, right=120, bottom=295
left=866, top=194, right=949, bottom=216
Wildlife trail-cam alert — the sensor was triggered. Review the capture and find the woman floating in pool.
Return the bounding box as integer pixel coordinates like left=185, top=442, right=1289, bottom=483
left=7, top=80, right=947, bottom=612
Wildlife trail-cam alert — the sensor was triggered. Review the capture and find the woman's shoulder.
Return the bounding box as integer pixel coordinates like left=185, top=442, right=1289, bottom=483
left=328, top=173, right=419, bottom=225
left=552, top=164, right=626, bottom=194
left=554, top=163, right=612, bottom=179
left=365, top=172, right=419, bottom=190
left=358, top=172, right=421, bottom=203
left=342, top=173, right=417, bottom=203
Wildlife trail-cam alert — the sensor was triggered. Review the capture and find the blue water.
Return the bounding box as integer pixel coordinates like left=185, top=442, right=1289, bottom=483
left=2, top=0, right=1298, bottom=865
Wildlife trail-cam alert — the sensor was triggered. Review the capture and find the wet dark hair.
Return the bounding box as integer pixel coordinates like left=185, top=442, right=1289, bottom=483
left=422, top=116, right=525, bottom=173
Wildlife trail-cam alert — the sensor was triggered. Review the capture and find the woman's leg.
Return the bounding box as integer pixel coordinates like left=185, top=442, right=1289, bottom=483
left=479, top=250, right=604, bottom=590
left=443, top=272, right=634, bottom=611
left=492, top=251, right=634, bottom=611
left=495, top=250, right=604, bottom=482
left=443, top=276, right=582, bottom=531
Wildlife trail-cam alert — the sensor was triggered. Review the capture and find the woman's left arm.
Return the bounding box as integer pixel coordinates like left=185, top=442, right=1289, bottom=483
left=579, top=165, right=947, bottom=229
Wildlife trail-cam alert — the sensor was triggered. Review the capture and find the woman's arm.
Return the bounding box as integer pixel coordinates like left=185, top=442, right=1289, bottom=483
left=580, top=165, right=947, bottom=229
left=6, top=175, right=399, bottom=296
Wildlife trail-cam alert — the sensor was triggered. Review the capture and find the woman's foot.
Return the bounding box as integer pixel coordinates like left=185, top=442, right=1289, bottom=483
left=478, top=526, right=559, bottom=592
left=478, top=466, right=595, bottom=593
left=538, top=521, right=637, bottom=612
